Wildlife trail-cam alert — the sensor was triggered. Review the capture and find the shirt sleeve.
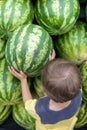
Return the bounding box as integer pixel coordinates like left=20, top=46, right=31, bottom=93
left=25, top=99, right=40, bottom=120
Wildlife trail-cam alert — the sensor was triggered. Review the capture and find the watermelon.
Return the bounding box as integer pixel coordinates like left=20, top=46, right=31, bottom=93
left=33, top=76, right=45, bottom=97
left=55, top=21, right=87, bottom=65
left=0, top=58, right=21, bottom=105
left=35, top=0, right=80, bottom=35
left=5, top=24, right=53, bottom=77
left=0, top=0, right=34, bottom=39
left=12, top=102, right=35, bottom=130
left=0, top=58, right=31, bottom=105
left=0, top=38, right=6, bottom=59
left=75, top=102, right=87, bottom=128
left=79, top=60, right=87, bottom=103
left=0, top=104, right=11, bottom=124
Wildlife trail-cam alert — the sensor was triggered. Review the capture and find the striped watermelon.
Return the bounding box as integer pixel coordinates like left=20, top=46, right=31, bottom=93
left=0, top=58, right=21, bottom=105
left=0, top=58, right=31, bottom=105
left=75, top=102, right=87, bottom=128
left=55, top=21, right=87, bottom=65
left=35, top=0, right=80, bottom=35
left=5, top=24, right=53, bottom=77
left=33, top=76, right=45, bottom=97
left=79, top=60, right=87, bottom=103
left=0, top=39, right=6, bottom=59
left=0, top=104, right=11, bottom=124
left=12, top=102, right=35, bottom=130
left=0, top=0, right=34, bottom=39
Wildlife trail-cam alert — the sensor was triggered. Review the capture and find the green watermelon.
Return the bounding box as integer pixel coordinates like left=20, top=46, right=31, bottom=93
left=0, top=39, right=6, bottom=59
left=55, top=21, right=87, bottom=65
left=33, top=76, right=45, bottom=97
left=5, top=24, right=53, bottom=77
left=79, top=60, right=87, bottom=103
left=0, top=0, right=34, bottom=39
left=12, top=102, right=35, bottom=130
left=0, top=58, right=31, bottom=105
left=75, top=102, right=87, bottom=128
left=0, top=58, right=21, bottom=105
left=0, top=104, right=11, bottom=124
left=35, top=0, right=80, bottom=35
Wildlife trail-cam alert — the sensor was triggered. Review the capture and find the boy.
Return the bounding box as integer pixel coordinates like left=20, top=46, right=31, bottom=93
left=8, top=50, right=82, bottom=130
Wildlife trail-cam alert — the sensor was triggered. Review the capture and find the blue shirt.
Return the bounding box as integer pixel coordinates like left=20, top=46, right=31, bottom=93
left=35, top=91, right=82, bottom=124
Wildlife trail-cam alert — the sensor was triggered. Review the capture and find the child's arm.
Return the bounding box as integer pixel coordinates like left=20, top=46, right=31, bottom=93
left=8, top=66, right=32, bottom=104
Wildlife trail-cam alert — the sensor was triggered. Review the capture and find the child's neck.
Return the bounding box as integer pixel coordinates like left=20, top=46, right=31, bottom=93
left=49, top=99, right=71, bottom=111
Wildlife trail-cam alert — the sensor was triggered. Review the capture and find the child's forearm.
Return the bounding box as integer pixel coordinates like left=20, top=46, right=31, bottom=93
left=21, top=78, right=32, bottom=104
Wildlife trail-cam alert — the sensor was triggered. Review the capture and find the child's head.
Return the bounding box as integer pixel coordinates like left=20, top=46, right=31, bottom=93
left=41, top=58, right=82, bottom=103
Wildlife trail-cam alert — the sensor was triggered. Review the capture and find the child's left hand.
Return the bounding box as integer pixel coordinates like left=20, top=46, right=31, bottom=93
left=49, top=49, right=56, bottom=61
left=8, top=66, right=27, bottom=81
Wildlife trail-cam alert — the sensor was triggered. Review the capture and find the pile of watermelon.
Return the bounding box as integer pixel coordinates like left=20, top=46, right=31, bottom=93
left=0, top=0, right=87, bottom=129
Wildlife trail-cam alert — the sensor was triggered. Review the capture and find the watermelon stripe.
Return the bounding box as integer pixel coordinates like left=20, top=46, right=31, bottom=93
left=59, top=0, right=65, bottom=27
left=20, top=24, right=34, bottom=71
left=59, top=1, right=71, bottom=31
left=6, top=0, right=15, bottom=31
left=15, top=25, right=29, bottom=70
left=24, top=1, right=34, bottom=24
left=3, top=60, right=8, bottom=100
left=3, top=60, right=8, bottom=99
left=5, top=38, right=12, bottom=66
left=60, top=0, right=73, bottom=30
left=45, top=0, right=54, bottom=25
left=12, top=26, right=25, bottom=70
left=76, top=23, right=82, bottom=56
left=0, top=106, right=9, bottom=118
left=0, top=40, right=6, bottom=59
left=26, top=27, right=48, bottom=71
left=3, top=0, right=13, bottom=29
left=0, top=105, right=11, bottom=123
left=1, top=0, right=7, bottom=29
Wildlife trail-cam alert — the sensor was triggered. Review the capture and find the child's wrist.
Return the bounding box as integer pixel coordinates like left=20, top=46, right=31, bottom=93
left=20, top=78, right=27, bottom=83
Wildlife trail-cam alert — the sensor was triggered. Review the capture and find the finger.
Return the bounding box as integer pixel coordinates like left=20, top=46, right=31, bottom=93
left=8, top=66, right=20, bottom=77
left=48, top=49, right=55, bottom=61
left=48, top=55, right=51, bottom=60
left=20, top=71, right=25, bottom=76
left=8, top=66, right=13, bottom=72
left=8, top=66, right=10, bottom=69
left=52, top=49, right=56, bottom=57
left=20, top=71, right=27, bottom=77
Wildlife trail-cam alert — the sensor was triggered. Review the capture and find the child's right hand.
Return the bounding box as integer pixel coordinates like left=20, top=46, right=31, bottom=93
left=8, top=66, right=27, bottom=81
left=49, top=49, right=56, bottom=61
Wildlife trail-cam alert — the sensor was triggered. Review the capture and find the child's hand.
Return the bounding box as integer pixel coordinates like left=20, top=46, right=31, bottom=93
left=8, top=66, right=27, bottom=81
left=49, top=49, right=56, bottom=61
